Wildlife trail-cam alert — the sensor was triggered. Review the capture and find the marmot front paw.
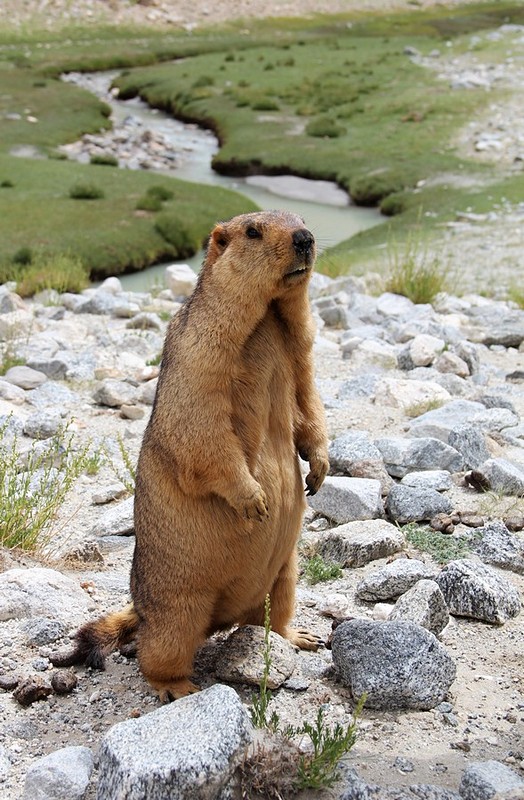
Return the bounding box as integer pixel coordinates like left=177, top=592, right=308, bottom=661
left=240, top=486, right=269, bottom=522
left=305, top=453, right=329, bottom=496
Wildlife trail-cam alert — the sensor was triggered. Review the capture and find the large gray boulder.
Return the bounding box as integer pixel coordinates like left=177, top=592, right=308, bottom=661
left=307, top=476, right=383, bottom=524
left=0, top=568, right=91, bottom=624
left=471, top=458, right=524, bottom=497
left=459, top=760, right=524, bottom=800
left=436, top=559, right=521, bottom=624
left=375, top=437, right=463, bottom=478
left=22, top=746, right=94, bottom=800
left=318, top=519, right=405, bottom=568
left=355, top=559, right=436, bottom=602
left=331, top=619, right=456, bottom=710
left=96, top=684, right=252, bottom=800
left=474, top=521, right=524, bottom=574
left=386, top=484, right=452, bottom=524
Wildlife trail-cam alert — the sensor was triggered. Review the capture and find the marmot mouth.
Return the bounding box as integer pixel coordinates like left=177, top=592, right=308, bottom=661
left=284, top=265, right=311, bottom=279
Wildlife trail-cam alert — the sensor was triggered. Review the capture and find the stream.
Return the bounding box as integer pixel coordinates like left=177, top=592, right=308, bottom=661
left=62, top=71, right=381, bottom=291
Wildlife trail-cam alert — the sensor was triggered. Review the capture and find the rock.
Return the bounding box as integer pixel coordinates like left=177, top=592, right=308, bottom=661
left=390, top=579, right=450, bottom=636
left=448, top=424, right=491, bottom=469
left=375, top=437, right=463, bottom=478
left=0, top=378, right=25, bottom=404
left=24, top=410, right=63, bottom=440
left=386, top=485, right=452, bottom=524
left=470, top=458, right=524, bottom=496
left=51, top=670, right=78, bottom=695
left=435, top=351, right=470, bottom=377
left=91, top=484, right=128, bottom=505
left=307, top=476, right=383, bottom=524
left=430, top=513, right=455, bottom=534
left=0, top=744, right=11, bottom=781
left=75, top=292, right=117, bottom=315
left=355, top=559, right=437, bottom=602
left=459, top=760, right=524, bottom=800
left=164, top=263, right=198, bottom=298
left=13, top=676, right=53, bottom=707
left=409, top=334, right=445, bottom=366
left=98, top=276, right=123, bottom=294
left=93, top=379, right=139, bottom=408
left=125, top=312, right=163, bottom=331
left=26, top=382, right=80, bottom=411
left=436, top=559, right=521, bottom=624
left=331, top=619, right=456, bottom=710
left=90, top=496, right=134, bottom=537
left=349, top=339, right=398, bottom=371
left=401, top=470, right=453, bottom=491
left=139, top=377, right=158, bottom=405
left=215, top=625, right=296, bottom=688
left=348, top=459, right=395, bottom=495
left=317, top=593, right=353, bottom=620
left=96, top=684, right=251, bottom=800
left=21, top=617, right=67, bottom=646
left=376, top=292, right=415, bottom=317
left=329, top=431, right=383, bottom=471
left=409, top=400, right=519, bottom=443
left=318, top=519, right=405, bottom=568
left=374, top=378, right=450, bottom=414
left=4, top=365, right=47, bottom=390
left=473, top=521, right=524, bottom=574
left=22, top=746, right=94, bottom=800
left=0, top=568, right=90, bottom=624
left=338, top=374, right=379, bottom=400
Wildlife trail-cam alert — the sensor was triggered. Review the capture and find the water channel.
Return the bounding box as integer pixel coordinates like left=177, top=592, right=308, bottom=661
left=64, top=72, right=381, bottom=291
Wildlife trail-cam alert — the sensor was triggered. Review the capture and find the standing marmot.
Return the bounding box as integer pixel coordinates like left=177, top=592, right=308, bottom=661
left=68, top=210, right=329, bottom=701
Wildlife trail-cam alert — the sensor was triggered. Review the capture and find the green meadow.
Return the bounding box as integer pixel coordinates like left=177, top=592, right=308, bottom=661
left=0, top=1, right=522, bottom=287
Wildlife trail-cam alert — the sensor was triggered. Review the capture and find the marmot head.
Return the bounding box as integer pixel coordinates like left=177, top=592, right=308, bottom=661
left=204, top=210, right=316, bottom=293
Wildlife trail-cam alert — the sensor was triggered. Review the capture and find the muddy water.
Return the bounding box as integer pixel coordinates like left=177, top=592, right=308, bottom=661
left=66, top=71, right=381, bottom=290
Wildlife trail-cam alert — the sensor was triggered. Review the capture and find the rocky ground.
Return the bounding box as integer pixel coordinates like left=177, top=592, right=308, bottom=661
left=0, top=259, right=523, bottom=798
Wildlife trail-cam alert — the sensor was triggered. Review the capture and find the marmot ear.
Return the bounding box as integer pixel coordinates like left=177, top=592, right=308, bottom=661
left=206, top=225, right=229, bottom=266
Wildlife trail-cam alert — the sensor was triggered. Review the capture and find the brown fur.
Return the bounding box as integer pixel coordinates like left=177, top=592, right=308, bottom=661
left=72, top=210, right=328, bottom=701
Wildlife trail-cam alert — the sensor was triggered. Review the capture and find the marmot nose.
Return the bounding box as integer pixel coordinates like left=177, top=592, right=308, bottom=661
left=292, top=228, right=315, bottom=255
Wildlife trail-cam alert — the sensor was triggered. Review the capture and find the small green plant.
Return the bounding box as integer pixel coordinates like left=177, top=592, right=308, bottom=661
left=251, top=594, right=280, bottom=733
left=251, top=98, right=280, bottom=111
left=385, top=220, right=448, bottom=304
left=147, top=185, right=174, bottom=202
left=135, top=194, right=163, bottom=212
left=90, top=153, right=118, bottom=167
left=14, top=253, right=89, bottom=297
left=508, top=284, right=524, bottom=309
left=84, top=446, right=105, bottom=476
left=1, top=179, right=14, bottom=188
left=305, top=116, right=344, bottom=138
left=0, top=420, right=88, bottom=551
left=304, top=554, right=342, bottom=585
left=104, top=434, right=136, bottom=493
left=69, top=182, right=105, bottom=200
left=146, top=352, right=162, bottom=366
left=12, top=246, right=33, bottom=265
left=404, top=523, right=471, bottom=564
left=287, top=695, right=366, bottom=790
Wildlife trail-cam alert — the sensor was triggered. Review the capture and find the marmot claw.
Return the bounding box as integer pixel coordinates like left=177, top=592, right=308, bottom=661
left=242, top=487, right=269, bottom=521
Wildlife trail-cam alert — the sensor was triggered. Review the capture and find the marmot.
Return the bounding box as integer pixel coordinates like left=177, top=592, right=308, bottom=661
left=68, top=210, right=329, bottom=701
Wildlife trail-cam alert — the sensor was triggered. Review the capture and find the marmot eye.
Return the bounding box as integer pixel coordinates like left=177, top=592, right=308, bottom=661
left=246, top=226, right=262, bottom=239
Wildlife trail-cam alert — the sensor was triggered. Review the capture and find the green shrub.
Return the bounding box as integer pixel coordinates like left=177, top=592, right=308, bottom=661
left=305, top=116, right=344, bottom=138
left=304, top=554, right=342, bottom=584
left=147, top=185, right=174, bottom=201
left=251, top=98, right=280, bottom=111
left=154, top=214, right=202, bottom=258
left=1, top=179, right=14, bottom=188
left=69, top=182, right=105, bottom=200
left=508, top=284, right=524, bottom=309
left=136, top=194, right=163, bottom=212
left=380, top=191, right=407, bottom=217
left=404, top=523, right=472, bottom=564
left=350, top=172, right=404, bottom=206
left=386, top=225, right=448, bottom=304
left=90, top=153, right=118, bottom=167
left=15, top=253, right=89, bottom=297
left=12, top=246, right=33, bottom=265
left=0, top=421, right=88, bottom=552
left=192, top=75, right=214, bottom=88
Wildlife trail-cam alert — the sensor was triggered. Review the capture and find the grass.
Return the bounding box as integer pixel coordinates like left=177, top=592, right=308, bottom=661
left=0, top=420, right=88, bottom=551
left=303, top=554, right=343, bottom=585
left=1, top=252, right=90, bottom=298
left=248, top=593, right=365, bottom=794
left=404, top=523, right=472, bottom=564
left=0, top=3, right=522, bottom=285
left=508, top=285, right=524, bottom=309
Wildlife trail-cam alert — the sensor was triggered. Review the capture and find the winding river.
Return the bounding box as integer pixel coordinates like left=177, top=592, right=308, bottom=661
left=64, top=72, right=381, bottom=291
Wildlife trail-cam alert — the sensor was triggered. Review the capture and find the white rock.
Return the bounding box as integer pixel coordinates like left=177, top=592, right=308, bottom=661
left=0, top=568, right=90, bottom=624
left=374, top=378, right=450, bottom=413
left=164, top=264, right=198, bottom=298
left=409, top=334, right=445, bottom=366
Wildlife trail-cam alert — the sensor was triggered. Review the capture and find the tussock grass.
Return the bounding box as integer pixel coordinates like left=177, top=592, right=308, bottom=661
left=0, top=252, right=89, bottom=298
left=385, top=220, right=448, bottom=305
left=0, top=421, right=88, bottom=552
